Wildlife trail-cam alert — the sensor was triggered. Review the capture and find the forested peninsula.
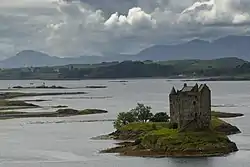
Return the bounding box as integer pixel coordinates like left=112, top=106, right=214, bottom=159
left=1, top=57, right=250, bottom=80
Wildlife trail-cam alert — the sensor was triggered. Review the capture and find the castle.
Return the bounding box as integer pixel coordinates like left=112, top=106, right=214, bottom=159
left=169, top=83, right=211, bottom=131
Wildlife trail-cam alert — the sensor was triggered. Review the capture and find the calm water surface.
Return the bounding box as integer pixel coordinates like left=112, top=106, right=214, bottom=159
left=0, top=79, right=249, bottom=167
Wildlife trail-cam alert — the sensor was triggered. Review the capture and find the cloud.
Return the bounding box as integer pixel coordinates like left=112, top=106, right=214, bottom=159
left=179, top=0, right=250, bottom=25
left=104, top=8, right=156, bottom=29
left=0, top=0, right=249, bottom=58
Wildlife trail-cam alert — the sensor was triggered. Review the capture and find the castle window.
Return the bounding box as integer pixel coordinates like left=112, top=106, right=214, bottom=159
left=193, top=101, right=196, bottom=106
left=194, top=113, right=198, bottom=120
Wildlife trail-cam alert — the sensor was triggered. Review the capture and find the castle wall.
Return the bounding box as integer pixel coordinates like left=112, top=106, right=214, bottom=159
left=178, top=94, right=199, bottom=130
left=199, top=88, right=211, bottom=129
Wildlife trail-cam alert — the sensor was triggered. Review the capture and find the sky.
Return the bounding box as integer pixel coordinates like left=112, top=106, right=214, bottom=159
left=0, top=0, right=250, bottom=59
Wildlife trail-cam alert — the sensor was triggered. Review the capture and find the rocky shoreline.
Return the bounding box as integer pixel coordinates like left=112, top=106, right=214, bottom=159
left=212, top=111, right=244, bottom=118
left=97, top=112, right=242, bottom=158
left=101, top=140, right=238, bottom=158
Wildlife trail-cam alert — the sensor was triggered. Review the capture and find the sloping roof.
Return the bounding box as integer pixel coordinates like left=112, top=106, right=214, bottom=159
left=199, top=84, right=209, bottom=92
left=181, top=86, right=194, bottom=92
left=175, top=83, right=209, bottom=93
left=170, top=87, right=177, bottom=95
left=199, top=84, right=205, bottom=92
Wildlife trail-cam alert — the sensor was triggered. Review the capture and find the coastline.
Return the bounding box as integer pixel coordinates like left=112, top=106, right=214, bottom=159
left=97, top=113, right=243, bottom=158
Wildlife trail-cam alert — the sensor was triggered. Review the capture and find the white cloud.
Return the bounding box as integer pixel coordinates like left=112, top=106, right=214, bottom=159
left=179, top=0, right=250, bottom=25
left=0, top=0, right=249, bottom=59
left=104, top=7, right=156, bottom=29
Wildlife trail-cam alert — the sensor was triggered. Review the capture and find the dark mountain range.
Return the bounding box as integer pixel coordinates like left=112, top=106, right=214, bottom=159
left=0, top=50, right=110, bottom=68
left=132, top=36, right=250, bottom=61
left=0, top=35, right=249, bottom=68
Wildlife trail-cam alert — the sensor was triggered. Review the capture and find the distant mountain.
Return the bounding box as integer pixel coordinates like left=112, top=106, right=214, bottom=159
left=0, top=50, right=64, bottom=68
left=0, top=50, right=110, bottom=68
left=131, top=36, right=250, bottom=61
left=0, top=35, right=249, bottom=68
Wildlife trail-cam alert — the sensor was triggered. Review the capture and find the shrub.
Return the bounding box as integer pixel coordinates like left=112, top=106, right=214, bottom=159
left=150, top=112, right=170, bottom=122
left=169, top=122, right=178, bottom=129
left=113, top=111, right=137, bottom=129
left=131, top=103, right=153, bottom=122
left=56, top=108, right=79, bottom=114
left=113, top=103, right=155, bottom=129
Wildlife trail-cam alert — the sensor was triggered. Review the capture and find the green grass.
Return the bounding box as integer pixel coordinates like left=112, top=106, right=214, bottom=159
left=211, top=116, right=225, bottom=128
left=119, top=118, right=226, bottom=133
left=56, top=108, right=108, bottom=115
left=114, top=117, right=239, bottom=142
left=79, top=109, right=108, bottom=115
left=141, top=128, right=231, bottom=152
left=120, top=122, right=170, bottom=132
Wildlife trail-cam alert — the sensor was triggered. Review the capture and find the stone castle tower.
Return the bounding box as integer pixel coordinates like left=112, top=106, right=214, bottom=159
left=169, top=83, right=211, bottom=131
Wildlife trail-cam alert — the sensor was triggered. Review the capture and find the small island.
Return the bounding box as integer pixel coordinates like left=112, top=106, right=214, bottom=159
left=0, top=91, right=109, bottom=119
left=0, top=108, right=108, bottom=119
left=0, top=91, right=87, bottom=99
left=12, top=85, right=67, bottom=89
left=99, top=84, right=242, bottom=157
left=84, top=85, right=107, bottom=89
left=0, top=99, right=40, bottom=111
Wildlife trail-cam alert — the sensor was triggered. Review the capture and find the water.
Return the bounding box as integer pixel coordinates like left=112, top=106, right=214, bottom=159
left=0, top=79, right=249, bottom=166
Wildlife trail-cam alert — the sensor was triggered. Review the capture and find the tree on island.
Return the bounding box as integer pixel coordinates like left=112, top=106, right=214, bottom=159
left=150, top=112, right=170, bottom=122
left=113, top=111, right=137, bottom=129
left=131, top=103, right=153, bottom=123
left=113, top=103, right=170, bottom=129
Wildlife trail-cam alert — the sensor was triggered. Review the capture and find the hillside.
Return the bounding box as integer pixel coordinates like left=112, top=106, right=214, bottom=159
left=0, top=50, right=64, bottom=68
left=0, top=35, right=250, bottom=68
left=0, top=57, right=248, bottom=80
left=158, top=57, right=247, bottom=71
left=0, top=50, right=111, bottom=68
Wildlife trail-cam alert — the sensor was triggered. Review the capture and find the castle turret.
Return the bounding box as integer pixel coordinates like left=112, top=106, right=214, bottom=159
left=169, top=87, right=178, bottom=123
left=193, top=83, right=199, bottom=92
left=170, top=87, right=177, bottom=95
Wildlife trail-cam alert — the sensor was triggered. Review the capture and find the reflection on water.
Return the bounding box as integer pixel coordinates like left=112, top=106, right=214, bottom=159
left=0, top=79, right=249, bottom=167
